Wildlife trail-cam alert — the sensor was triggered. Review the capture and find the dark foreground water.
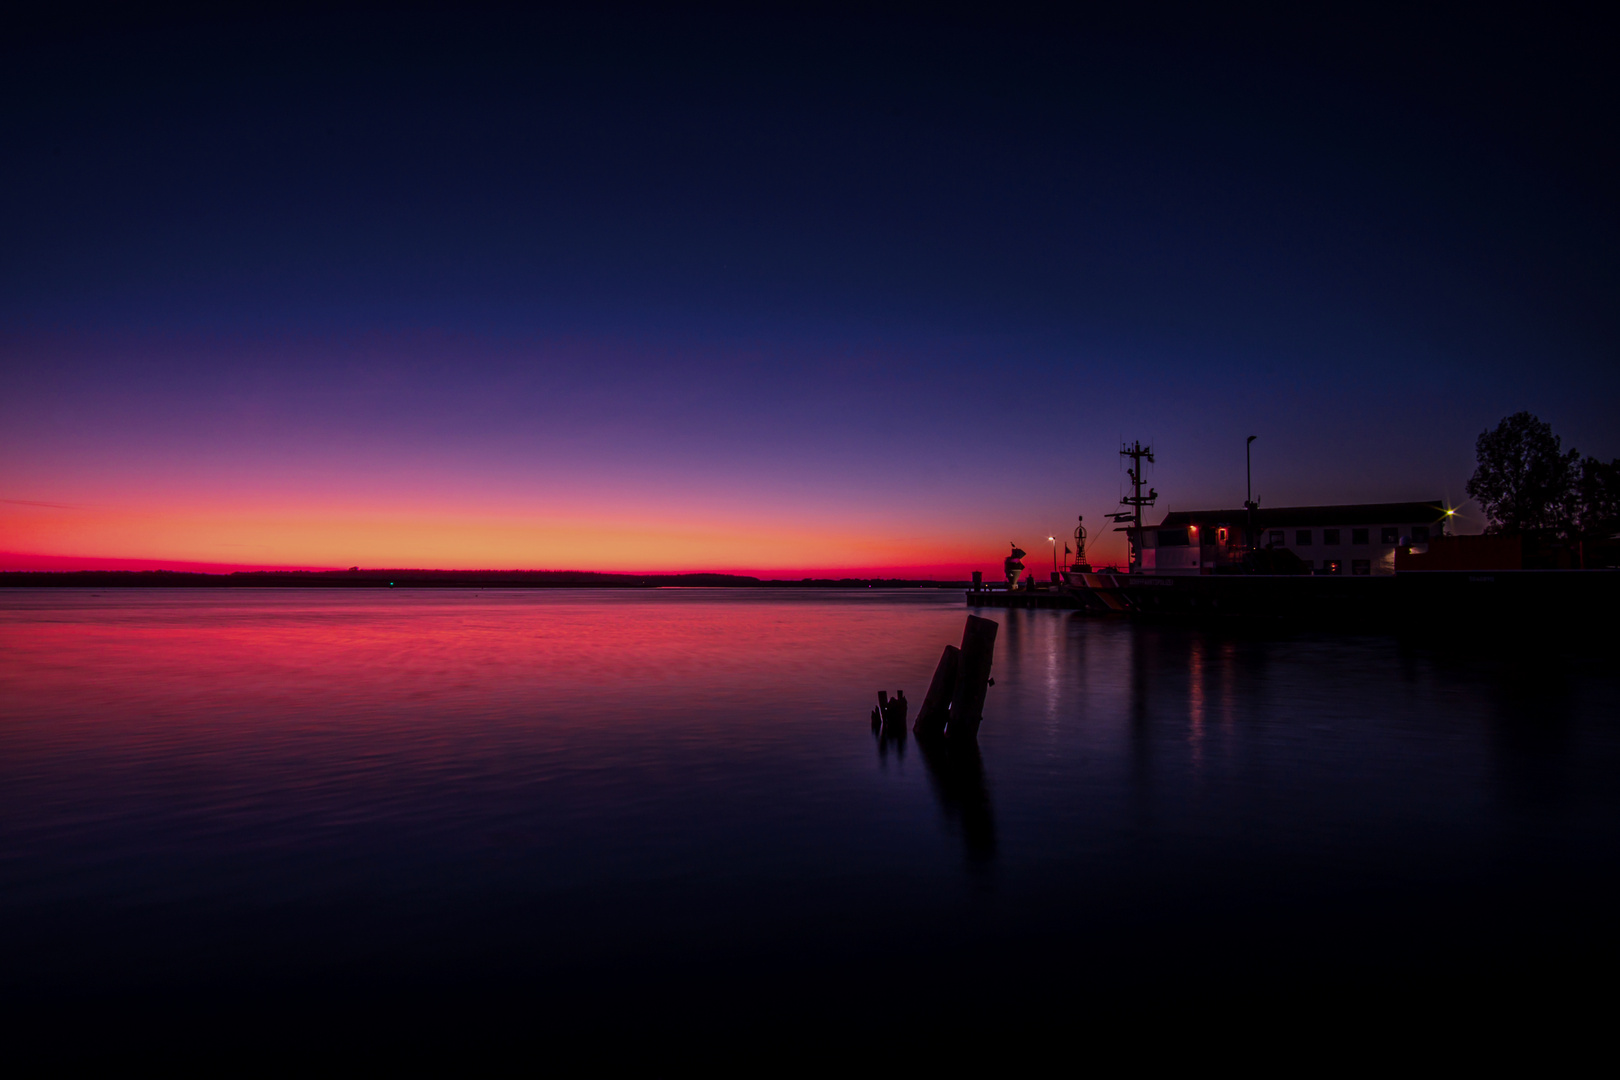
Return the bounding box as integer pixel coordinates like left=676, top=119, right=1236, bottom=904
left=2, top=589, right=1617, bottom=1057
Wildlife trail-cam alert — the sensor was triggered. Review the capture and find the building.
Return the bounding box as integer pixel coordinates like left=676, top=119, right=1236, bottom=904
left=1135, top=501, right=1450, bottom=576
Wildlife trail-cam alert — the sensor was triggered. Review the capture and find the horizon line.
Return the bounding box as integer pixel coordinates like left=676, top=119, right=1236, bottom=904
left=0, top=551, right=1005, bottom=578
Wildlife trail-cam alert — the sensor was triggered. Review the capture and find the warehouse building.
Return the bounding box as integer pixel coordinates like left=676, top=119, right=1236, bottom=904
left=1137, top=501, right=1451, bottom=576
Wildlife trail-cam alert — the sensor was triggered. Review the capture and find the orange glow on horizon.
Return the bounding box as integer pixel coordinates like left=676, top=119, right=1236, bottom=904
left=1, top=476, right=1136, bottom=577
left=2, top=503, right=1126, bottom=577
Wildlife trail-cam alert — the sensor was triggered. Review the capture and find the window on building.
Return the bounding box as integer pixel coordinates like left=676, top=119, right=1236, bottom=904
left=1156, top=528, right=1190, bottom=546
left=1324, top=559, right=1342, bottom=574
left=1411, top=526, right=1429, bottom=542
left=1268, top=530, right=1284, bottom=546
left=1381, top=527, right=1399, bottom=544
left=1217, top=527, right=1228, bottom=544
left=1323, top=529, right=1340, bottom=545
left=1296, top=530, right=1312, bottom=545
left=1351, top=528, right=1369, bottom=545
left=1351, top=559, right=1371, bottom=575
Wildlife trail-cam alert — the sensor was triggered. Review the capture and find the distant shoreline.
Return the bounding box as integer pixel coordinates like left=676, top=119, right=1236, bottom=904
left=0, top=570, right=972, bottom=589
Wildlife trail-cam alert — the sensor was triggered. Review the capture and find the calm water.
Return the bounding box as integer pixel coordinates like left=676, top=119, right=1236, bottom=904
left=3, top=589, right=1617, bottom=1044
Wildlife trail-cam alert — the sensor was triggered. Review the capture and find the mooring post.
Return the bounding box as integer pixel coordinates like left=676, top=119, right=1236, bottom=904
left=946, top=615, right=998, bottom=740
left=886, top=689, right=909, bottom=734
left=913, top=644, right=960, bottom=738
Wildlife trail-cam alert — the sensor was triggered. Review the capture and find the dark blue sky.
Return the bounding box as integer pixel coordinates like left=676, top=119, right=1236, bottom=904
left=2, top=5, right=1615, bottom=570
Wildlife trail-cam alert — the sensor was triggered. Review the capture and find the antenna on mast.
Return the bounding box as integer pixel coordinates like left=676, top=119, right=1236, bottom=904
left=1118, top=440, right=1157, bottom=574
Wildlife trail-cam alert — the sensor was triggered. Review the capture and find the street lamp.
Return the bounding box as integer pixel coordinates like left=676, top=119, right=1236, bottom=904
left=1048, top=536, right=1057, bottom=577
left=1245, top=435, right=1258, bottom=552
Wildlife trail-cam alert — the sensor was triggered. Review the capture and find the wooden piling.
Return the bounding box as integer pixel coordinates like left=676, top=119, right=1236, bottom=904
left=884, top=690, right=908, bottom=733
left=912, top=645, right=960, bottom=738
left=946, top=615, right=998, bottom=740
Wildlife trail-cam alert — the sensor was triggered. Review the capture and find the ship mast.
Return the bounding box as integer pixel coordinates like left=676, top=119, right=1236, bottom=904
left=1117, top=440, right=1157, bottom=573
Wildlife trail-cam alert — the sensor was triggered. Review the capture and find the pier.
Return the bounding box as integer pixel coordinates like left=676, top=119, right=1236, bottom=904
left=969, top=569, right=1620, bottom=634
left=966, top=589, right=1085, bottom=610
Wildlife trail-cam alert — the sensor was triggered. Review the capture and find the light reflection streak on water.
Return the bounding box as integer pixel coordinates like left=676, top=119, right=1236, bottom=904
left=1189, top=634, right=1206, bottom=769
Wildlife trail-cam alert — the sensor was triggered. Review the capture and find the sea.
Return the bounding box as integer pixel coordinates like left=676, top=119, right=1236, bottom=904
left=2, top=588, right=1616, bottom=1057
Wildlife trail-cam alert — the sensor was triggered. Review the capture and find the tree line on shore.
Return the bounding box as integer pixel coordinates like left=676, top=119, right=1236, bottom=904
left=1467, top=412, right=1618, bottom=549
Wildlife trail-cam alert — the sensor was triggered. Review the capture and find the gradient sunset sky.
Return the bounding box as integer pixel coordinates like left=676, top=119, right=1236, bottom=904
left=3, top=6, right=1615, bottom=575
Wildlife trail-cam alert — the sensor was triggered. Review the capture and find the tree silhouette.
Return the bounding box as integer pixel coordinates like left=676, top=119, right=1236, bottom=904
left=1465, top=412, right=1578, bottom=535
left=1571, top=456, right=1620, bottom=542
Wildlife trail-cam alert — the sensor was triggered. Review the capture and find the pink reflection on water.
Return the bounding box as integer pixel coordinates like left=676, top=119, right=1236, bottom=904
left=0, top=590, right=977, bottom=796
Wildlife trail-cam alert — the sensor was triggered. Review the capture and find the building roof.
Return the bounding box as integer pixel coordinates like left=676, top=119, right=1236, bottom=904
left=1155, top=501, right=1446, bottom=529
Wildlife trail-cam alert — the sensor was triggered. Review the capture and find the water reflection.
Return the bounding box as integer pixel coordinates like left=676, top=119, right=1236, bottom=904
left=1483, top=648, right=1578, bottom=813
left=872, top=689, right=907, bottom=764
left=1188, top=634, right=1206, bottom=768
left=2, top=589, right=1616, bottom=1035
left=916, top=734, right=995, bottom=866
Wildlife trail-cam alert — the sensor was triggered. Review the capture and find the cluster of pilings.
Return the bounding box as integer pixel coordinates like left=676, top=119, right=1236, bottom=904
left=871, top=615, right=1000, bottom=859
left=898, top=614, right=999, bottom=742
left=871, top=689, right=909, bottom=737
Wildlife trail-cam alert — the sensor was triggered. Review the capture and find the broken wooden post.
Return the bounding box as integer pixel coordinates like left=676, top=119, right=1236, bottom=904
left=946, top=614, right=998, bottom=740
left=885, top=689, right=909, bottom=734
left=913, top=645, right=959, bottom=738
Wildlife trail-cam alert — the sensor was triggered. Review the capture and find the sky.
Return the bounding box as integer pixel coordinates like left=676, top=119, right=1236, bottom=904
left=2, top=4, right=1616, bottom=575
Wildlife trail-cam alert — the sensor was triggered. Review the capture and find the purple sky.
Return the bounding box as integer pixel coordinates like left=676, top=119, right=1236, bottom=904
left=2, top=6, right=1615, bottom=572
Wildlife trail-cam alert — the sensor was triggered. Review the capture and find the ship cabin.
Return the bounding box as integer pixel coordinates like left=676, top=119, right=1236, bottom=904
left=1136, top=500, right=1449, bottom=576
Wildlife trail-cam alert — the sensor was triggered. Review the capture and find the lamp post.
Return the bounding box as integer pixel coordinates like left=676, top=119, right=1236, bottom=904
left=1049, top=537, right=1057, bottom=578
left=1245, top=435, right=1258, bottom=552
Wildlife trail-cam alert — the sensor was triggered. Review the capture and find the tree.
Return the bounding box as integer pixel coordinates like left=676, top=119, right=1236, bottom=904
left=1571, top=456, right=1620, bottom=540
left=1465, top=412, right=1578, bottom=535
